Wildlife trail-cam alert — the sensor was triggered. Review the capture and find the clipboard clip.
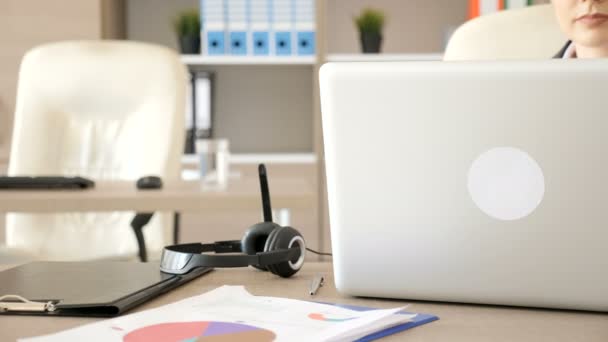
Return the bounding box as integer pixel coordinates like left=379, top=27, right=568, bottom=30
left=0, top=294, right=56, bottom=312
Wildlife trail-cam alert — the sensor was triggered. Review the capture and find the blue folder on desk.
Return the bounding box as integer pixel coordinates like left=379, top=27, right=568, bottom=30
left=327, top=303, right=439, bottom=342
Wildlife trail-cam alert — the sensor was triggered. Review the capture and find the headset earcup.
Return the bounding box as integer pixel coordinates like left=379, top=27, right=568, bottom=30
left=241, top=222, right=281, bottom=271
left=262, top=227, right=283, bottom=275
left=264, top=226, right=305, bottom=278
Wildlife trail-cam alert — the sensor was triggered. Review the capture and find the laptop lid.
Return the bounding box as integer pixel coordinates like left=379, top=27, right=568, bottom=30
left=320, top=60, right=608, bottom=311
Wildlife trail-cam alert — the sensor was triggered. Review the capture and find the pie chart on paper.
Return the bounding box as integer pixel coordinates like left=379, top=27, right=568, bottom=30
left=123, top=321, right=276, bottom=342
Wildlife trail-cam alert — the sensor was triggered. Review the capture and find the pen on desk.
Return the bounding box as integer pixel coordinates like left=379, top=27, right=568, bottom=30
left=309, top=274, right=324, bottom=296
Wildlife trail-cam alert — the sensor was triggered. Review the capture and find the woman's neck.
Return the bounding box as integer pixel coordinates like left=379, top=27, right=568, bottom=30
left=574, top=43, right=608, bottom=58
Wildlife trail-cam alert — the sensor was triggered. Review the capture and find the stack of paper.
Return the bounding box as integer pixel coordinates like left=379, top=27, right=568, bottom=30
left=20, top=286, right=421, bottom=342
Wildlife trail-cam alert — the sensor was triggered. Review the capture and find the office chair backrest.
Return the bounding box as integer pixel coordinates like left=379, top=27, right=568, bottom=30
left=444, top=4, right=567, bottom=61
left=7, top=40, right=186, bottom=260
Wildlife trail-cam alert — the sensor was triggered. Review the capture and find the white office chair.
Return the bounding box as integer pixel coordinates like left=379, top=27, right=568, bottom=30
left=4, top=40, right=186, bottom=261
left=444, top=4, right=567, bottom=61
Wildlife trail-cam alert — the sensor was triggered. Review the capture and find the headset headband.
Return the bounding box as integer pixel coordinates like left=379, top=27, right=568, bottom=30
left=160, top=240, right=301, bottom=274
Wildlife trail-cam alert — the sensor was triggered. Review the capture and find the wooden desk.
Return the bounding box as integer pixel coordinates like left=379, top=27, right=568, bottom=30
left=1, top=262, right=607, bottom=341
left=0, top=179, right=313, bottom=213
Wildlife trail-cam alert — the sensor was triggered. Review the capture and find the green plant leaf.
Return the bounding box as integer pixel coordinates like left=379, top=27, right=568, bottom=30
left=353, top=8, right=386, bottom=35
left=173, top=9, right=201, bottom=36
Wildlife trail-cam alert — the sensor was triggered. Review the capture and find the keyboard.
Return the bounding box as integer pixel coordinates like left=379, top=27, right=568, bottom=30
left=0, top=176, right=95, bottom=189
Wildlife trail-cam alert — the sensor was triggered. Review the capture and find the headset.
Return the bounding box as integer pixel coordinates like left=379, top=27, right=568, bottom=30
left=160, top=164, right=306, bottom=278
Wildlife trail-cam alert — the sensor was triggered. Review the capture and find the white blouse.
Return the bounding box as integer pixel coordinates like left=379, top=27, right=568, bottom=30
left=562, top=42, right=576, bottom=59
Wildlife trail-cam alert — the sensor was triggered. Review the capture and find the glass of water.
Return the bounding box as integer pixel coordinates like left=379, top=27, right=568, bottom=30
left=195, top=138, right=230, bottom=187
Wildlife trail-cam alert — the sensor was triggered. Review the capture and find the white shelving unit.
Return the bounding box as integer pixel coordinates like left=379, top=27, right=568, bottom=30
left=182, top=153, right=317, bottom=165
left=179, top=53, right=315, bottom=155
left=180, top=55, right=317, bottom=66
left=325, top=53, right=443, bottom=62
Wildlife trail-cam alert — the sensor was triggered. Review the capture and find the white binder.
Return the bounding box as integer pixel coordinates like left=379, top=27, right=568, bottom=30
left=250, top=0, right=272, bottom=55
left=185, top=72, right=213, bottom=144
left=479, top=0, right=501, bottom=16
left=272, top=0, right=294, bottom=55
left=227, top=0, right=248, bottom=55
left=294, top=0, right=315, bottom=55
left=505, top=0, right=530, bottom=9
left=201, top=0, right=227, bottom=55
left=194, top=72, right=213, bottom=136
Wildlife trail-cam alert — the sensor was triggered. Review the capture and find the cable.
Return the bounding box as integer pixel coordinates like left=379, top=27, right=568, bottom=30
left=131, top=213, right=154, bottom=262
left=306, top=247, right=332, bottom=257
left=132, top=224, right=147, bottom=263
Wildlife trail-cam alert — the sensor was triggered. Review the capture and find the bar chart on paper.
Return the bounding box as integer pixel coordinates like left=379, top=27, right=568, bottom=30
left=121, top=321, right=275, bottom=342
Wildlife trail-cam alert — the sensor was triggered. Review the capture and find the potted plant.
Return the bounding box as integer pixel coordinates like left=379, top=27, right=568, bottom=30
left=173, top=9, right=201, bottom=54
left=353, top=8, right=386, bottom=53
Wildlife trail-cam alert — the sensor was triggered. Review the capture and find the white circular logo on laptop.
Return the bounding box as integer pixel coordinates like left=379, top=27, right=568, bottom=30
left=468, top=147, right=545, bottom=221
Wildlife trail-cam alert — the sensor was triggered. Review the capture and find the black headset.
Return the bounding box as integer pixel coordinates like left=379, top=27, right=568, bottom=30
left=160, top=164, right=306, bottom=278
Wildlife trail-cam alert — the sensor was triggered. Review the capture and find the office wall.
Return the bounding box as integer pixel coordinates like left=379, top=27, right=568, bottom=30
left=328, top=0, right=469, bottom=53
left=126, top=0, right=198, bottom=51
left=208, top=66, right=313, bottom=153
left=328, top=0, right=551, bottom=54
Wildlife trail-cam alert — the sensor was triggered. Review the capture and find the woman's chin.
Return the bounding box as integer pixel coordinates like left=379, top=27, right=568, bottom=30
left=572, top=28, right=608, bottom=48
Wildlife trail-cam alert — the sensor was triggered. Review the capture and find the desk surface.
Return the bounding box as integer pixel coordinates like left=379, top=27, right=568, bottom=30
left=0, top=262, right=606, bottom=341
left=0, top=179, right=313, bottom=212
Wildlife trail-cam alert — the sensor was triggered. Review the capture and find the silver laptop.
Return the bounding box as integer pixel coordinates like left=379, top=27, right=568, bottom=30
left=319, top=60, right=608, bottom=311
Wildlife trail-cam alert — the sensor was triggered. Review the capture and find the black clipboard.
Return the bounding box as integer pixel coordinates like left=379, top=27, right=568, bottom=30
left=0, top=261, right=211, bottom=317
